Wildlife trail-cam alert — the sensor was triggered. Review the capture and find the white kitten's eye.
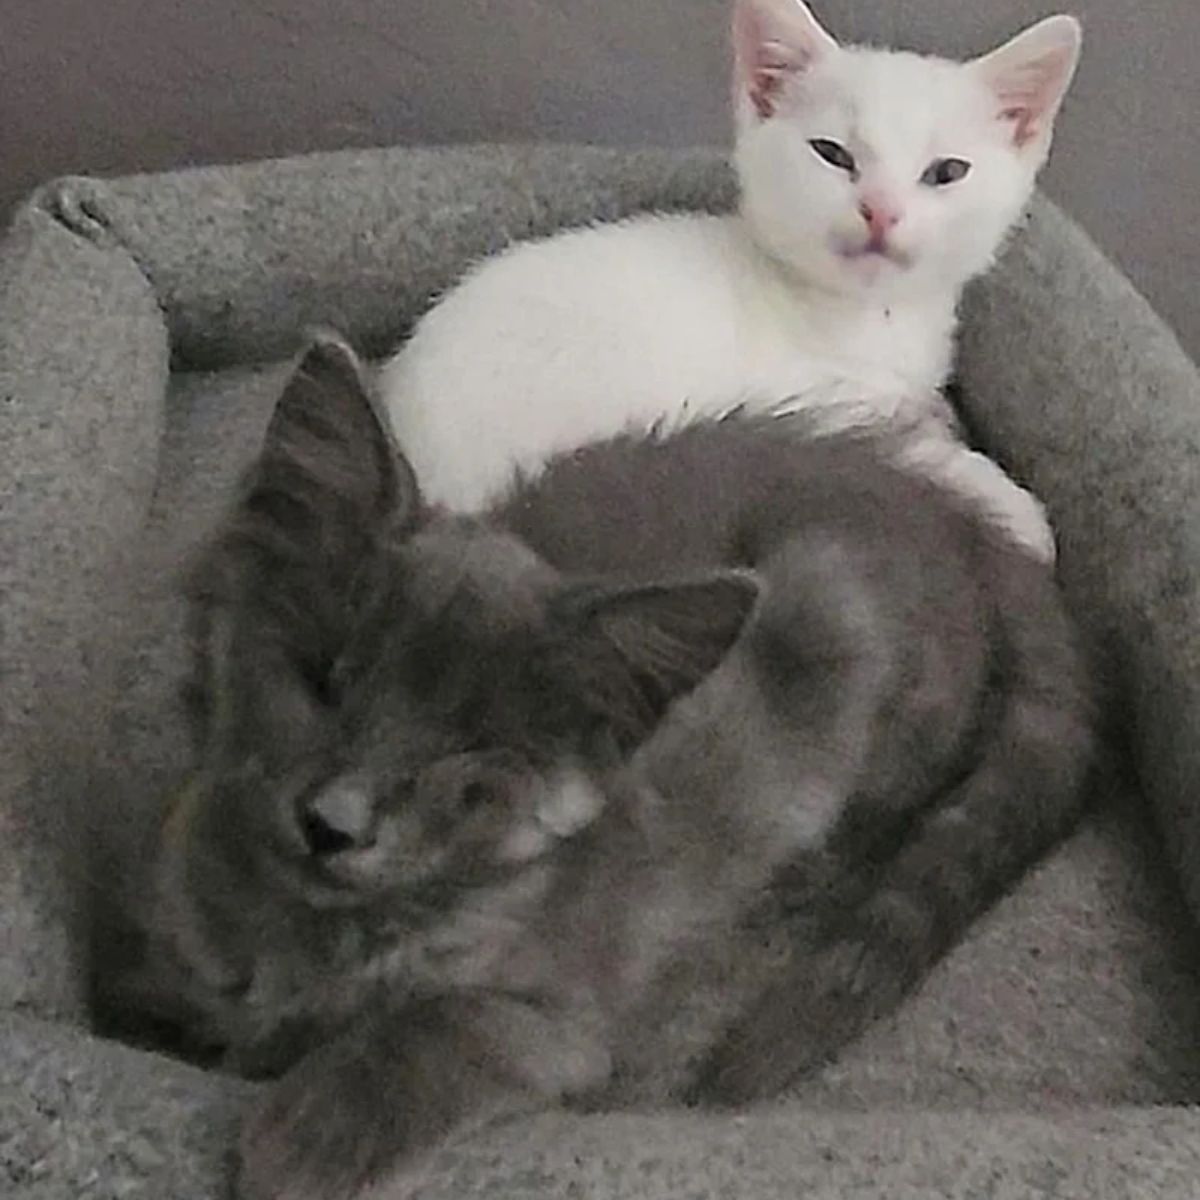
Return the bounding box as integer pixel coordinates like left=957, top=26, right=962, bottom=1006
left=808, top=138, right=856, bottom=175
left=920, top=157, right=971, bottom=187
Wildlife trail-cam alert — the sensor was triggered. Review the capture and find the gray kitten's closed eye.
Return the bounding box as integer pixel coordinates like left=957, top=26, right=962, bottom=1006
left=145, top=331, right=1093, bottom=1200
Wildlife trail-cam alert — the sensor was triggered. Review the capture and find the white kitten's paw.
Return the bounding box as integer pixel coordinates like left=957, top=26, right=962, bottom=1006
left=898, top=438, right=1057, bottom=565
left=996, top=486, right=1057, bottom=564
left=952, top=456, right=1056, bottom=564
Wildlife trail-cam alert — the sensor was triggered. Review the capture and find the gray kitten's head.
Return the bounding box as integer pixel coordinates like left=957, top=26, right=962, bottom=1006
left=151, top=334, right=757, bottom=1056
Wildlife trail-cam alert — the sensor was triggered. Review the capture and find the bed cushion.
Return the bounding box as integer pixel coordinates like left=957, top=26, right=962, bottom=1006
left=3, top=144, right=1200, bottom=1198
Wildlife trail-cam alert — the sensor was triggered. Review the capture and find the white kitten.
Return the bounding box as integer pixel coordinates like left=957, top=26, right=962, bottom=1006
left=381, top=0, right=1080, bottom=559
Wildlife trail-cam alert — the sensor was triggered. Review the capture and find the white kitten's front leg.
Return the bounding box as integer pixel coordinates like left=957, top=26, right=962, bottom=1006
left=895, top=433, right=1057, bottom=564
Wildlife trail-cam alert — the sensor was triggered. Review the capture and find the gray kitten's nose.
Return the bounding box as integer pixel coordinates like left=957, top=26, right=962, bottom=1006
left=298, top=776, right=376, bottom=856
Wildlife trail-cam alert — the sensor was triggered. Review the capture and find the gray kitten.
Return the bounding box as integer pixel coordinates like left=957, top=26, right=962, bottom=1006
left=148, top=334, right=1094, bottom=1200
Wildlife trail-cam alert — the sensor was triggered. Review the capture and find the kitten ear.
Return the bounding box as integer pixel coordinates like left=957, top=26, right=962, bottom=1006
left=554, top=572, right=761, bottom=752
left=733, top=0, right=839, bottom=120
left=188, top=331, right=419, bottom=755
left=969, top=15, right=1082, bottom=151
left=259, top=329, right=418, bottom=531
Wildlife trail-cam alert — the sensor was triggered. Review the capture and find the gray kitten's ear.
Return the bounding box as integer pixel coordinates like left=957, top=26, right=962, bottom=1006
left=260, top=329, right=419, bottom=528
left=553, top=571, right=761, bottom=752
left=186, top=332, right=418, bottom=754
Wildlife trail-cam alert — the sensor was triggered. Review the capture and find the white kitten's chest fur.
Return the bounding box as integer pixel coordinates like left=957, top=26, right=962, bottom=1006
left=384, top=213, right=956, bottom=512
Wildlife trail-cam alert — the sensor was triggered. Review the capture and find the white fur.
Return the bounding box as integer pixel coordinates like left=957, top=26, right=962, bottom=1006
left=381, top=2, right=1080, bottom=560
left=500, top=771, right=607, bottom=864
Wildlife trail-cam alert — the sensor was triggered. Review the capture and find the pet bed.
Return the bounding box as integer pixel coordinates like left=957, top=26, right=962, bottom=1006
left=3, top=143, right=1200, bottom=1197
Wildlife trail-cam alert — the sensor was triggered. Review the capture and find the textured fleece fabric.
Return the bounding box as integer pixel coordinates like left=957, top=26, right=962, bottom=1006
left=2, top=144, right=1200, bottom=1198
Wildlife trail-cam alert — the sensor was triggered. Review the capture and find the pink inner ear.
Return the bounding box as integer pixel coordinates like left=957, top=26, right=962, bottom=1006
left=991, top=53, right=1073, bottom=148
left=749, top=42, right=799, bottom=118
left=1003, top=106, right=1040, bottom=148
left=734, top=3, right=822, bottom=121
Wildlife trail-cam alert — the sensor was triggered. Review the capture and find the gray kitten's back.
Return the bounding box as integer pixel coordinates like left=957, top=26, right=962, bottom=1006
left=494, top=415, right=1093, bottom=1100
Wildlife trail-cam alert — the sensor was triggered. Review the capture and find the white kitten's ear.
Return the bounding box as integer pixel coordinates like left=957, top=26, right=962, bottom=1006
left=970, top=15, right=1082, bottom=150
left=733, top=0, right=839, bottom=120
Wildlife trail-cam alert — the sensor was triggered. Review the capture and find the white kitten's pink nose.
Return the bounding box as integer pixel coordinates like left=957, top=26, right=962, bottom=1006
left=858, top=199, right=902, bottom=243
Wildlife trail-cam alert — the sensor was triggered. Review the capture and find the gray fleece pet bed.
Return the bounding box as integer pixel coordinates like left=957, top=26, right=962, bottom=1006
left=4, top=143, right=1200, bottom=1198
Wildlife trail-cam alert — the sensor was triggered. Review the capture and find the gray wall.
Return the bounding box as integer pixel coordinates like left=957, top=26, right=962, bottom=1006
left=4, top=0, right=1196, bottom=357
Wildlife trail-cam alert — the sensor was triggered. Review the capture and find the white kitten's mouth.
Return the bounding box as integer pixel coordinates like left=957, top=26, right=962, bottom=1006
left=834, top=236, right=912, bottom=270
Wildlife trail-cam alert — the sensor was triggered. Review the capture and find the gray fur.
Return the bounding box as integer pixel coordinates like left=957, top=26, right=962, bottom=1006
left=141, top=334, right=1095, bottom=1199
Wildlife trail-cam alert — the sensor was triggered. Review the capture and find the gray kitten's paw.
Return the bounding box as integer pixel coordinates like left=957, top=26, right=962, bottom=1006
left=686, top=954, right=847, bottom=1105
left=694, top=888, right=940, bottom=1105
left=236, top=1047, right=416, bottom=1200
left=689, top=935, right=906, bottom=1106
